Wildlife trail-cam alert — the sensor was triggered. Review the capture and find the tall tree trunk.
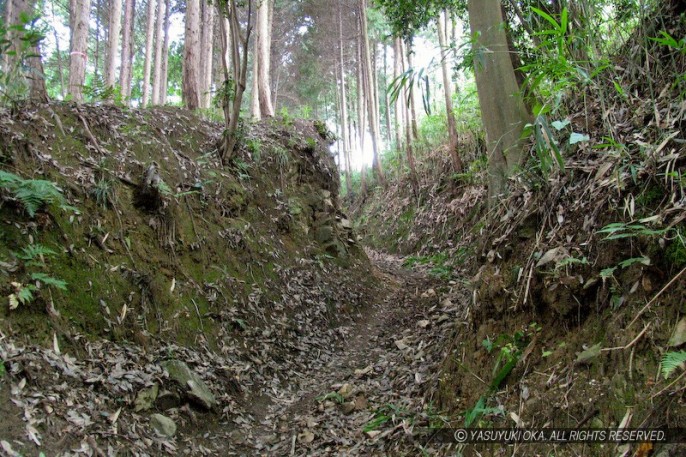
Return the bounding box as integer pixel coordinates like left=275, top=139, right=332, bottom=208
left=120, top=0, right=135, bottom=102
left=468, top=0, right=531, bottom=199
left=8, top=0, right=48, bottom=101
left=68, top=0, right=91, bottom=102
left=255, top=0, right=274, bottom=117
left=183, top=0, right=201, bottom=110
left=337, top=0, right=351, bottom=191
left=94, top=0, right=101, bottom=82
left=400, top=38, right=418, bottom=190
left=51, top=0, right=66, bottom=98
left=217, top=0, right=253, bottom=163
left=160, top=0, right=170, bottom=104
left=392, top=37, right=403, bottom=166
left=142, top=0, right=156, bottom=106
left=219, top=14, right=231, bottom=79
left=199, top=0, right=214, bottom=109
left=356, top=29, right=366, bottom=168
left=106, top=0, right=122, bottom=91
left=382, top=43, right=392, bottom=146
left=151, top=0, right=165, bottom=104
left=3, top=0, right=12, bottom=73
left=437, top=10, right=462, bottom=172
left=251, top=42, right=260, bottom=118
left=405, top=38, right=419, bottom=139
left=359, top=0, right=385, bottom=185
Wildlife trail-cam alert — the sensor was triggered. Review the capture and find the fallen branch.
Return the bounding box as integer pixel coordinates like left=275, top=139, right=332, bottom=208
left=601, top=323, right=650, bottom=352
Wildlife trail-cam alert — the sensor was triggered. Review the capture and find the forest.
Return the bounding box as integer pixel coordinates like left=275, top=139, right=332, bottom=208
left=0, top=0, right=685, bottom=455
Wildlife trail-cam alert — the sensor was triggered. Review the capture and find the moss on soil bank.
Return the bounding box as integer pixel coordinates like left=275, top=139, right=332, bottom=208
left=0, top=102, right=372, bottom=351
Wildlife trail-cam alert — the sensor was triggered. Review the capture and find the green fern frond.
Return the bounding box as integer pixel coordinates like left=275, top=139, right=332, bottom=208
left=15, top=244, right=58, bottom=263
left=661, top=351, right=686, bottom=379
left=30, top=272, right=67, bottom=291
left=16, top=284, right=35, bottom=304
left=0, top=170, right=74, bottom=217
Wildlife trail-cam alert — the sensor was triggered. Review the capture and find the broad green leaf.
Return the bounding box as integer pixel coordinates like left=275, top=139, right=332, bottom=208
left=551, top=119, right=570, bottom=131
left=569, top=132, right=590, bottom=144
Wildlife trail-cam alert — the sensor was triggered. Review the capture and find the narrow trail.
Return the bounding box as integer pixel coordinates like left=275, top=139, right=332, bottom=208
left=225, top=251, right=467, bottom=456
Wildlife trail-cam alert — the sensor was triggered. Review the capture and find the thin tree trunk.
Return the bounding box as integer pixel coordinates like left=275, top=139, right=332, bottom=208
left=356, top=26, right=365, bottom=161
left=68, top=0, right=91, bottom=102
left=218, top=0, right=253, bottom=163
left=337, top=0, right=351, bottom=191
left=3, top=0, right=12, bottom=72
left=183, top=0, right=201, bottom=110
left=383, top=43, right=392, bottom=146
left=405, top=38, right=419, bottom=139
left=51, top=0, right=66, bottom=98
left=106, top=0, right=122, bottom=91
left=120, top=0, right=135, bottom=102
left=94, top=0, right=101, bottom=82
left=142, top=0, right=156, bottom=106
left=151, top=0, right=165, bottom=104
left=359, top=0, right=384, bottom=185
left=160, top=0, right=170, bottom=104
left=257, top=0, right=273, bottom=116
left=219, top=14, right=231, bottom=78
left=393, top=37, right=403, bottom=168
left=199, top=0, right=214, bottom=109
left=400, top=38, right=418, bottom=189
left=251, top=44, right=260, bottom=118
left=437, top=10, right=462, bottom=172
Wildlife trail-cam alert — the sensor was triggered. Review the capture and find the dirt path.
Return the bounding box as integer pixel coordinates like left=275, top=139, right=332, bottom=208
left=0, top=252, right=466, bottom=457
left=223, top=251, right=466, bottom=456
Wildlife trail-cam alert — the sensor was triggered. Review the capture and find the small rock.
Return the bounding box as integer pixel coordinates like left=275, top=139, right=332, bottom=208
left=162, top=360, right=217, bottom=409
left=150, top=414, right=176, bottom=438
left=340, top=402, right=356, bottom=415
left=668, top=317, right=686, bottom=347
left=417, top=320, right=430, bottom=328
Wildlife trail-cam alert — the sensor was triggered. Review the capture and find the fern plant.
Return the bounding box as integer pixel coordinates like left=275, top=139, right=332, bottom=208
left=661, top=351, right=686, bottom=379
left=0, top=170, right=76, bottom=217
left=14, top=243, right=58, bottom=266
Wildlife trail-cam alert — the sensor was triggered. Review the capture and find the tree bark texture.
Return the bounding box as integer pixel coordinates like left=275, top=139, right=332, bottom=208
left=437, top=10, right=462, bottom=172
left=359, top=0, right=384, bottom=185
left=151, top=0, right=165, bottom=104
left=142, top=0, right=156, bottom=106
left=255, top=0, right=274, bottom=117
left=8, top=0, right=48, bottom=101
left=183, top=0, right=201, bottom=110
left=119, top=0, right=135, bottom=101
left=200, top=0, right=214, bottom=109
left=106, top=0, right=121, bottom=90
left=468, top=0, right=531, bottom=199
left=160, top=0, right=170, bottom=104
left=68, top=0, right=91, bottom=102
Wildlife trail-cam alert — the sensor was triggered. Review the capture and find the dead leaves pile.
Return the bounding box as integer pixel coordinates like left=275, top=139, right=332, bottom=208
left=237, top=253, right=469, bottom=456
